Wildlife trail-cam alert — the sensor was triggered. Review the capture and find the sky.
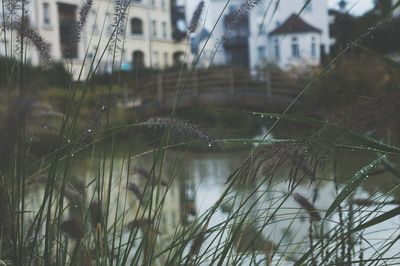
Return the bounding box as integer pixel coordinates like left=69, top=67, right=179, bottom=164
left=187, top=0, right=375, bottom=18
left=328, top=0, right=375, bottom=15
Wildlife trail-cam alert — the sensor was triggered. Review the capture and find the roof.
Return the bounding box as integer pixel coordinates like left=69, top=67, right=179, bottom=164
left=269, top=14, right=322, bottom=35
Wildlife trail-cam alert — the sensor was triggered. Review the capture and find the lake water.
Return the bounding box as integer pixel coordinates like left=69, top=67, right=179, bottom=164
left=26, top=129, right=400, bottom=265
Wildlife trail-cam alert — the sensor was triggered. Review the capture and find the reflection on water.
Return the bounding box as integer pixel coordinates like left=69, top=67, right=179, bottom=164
left=25, top=143, right=400, bottom=264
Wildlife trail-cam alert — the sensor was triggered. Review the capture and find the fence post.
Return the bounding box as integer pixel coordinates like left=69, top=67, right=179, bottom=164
left=157, top=74, right=163, bottom=104
left=266, top=68, right=272, bottom=103
left=193, top=69, right=198, bottom=99
left=229, top=68, right=235, bottom=99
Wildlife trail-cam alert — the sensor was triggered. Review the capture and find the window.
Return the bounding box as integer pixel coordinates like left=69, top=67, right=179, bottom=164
left=311, top=36, right=316, bottom=58
left=173, top=51, right=185, bottom=65
left=274, top=39, right=280, bottom=60
left=161, top=0, right=166, bottom=9
left=152, top=20, right=157, bottom=37
left=291, top=37, right=300, bottom=58
left=153, top=51, right=159, bottom=68
left=43, top=3, right=50, bottom=25
left=130, top=18, right=143, bottom=34
left=162, top=21, right=167, bottom=38
left=304, top=0, right=312, bottom=12
left=258, top=46, right=266, bottom=60
left=132, top=50, right=145, bottom=68
left=151, top=0, right=156, bottom=7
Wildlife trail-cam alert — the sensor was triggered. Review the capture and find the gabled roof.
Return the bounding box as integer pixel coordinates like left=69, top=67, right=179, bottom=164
left=269, top=14, right=322, bottom=35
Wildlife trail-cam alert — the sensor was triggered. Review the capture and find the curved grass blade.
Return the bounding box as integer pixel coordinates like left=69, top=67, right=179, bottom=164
left=248, top=112, right=400, bottom=155
left=353, top=206, right=400, bottom=232
left=245, top=111, right=324, bottom=127
left=324, top=155, right=387, bottom=218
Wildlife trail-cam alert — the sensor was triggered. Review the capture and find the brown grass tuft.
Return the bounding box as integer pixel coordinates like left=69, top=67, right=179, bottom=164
left=127, top=182, right=143, bottom=201
left=187, top=220, right=209, bottom=263
left=144, top=117, right=215, bottom=147
left=293, top=193, right=321, bottom=222
left=61, top=220, right=85, bottom=240
left=89, top=201, right=103, bottom=229
left=133, top=166, right=167, bottom=186
left=5, top=17, right=53, bottom=66
left=188, top=1, right=204, bottom=34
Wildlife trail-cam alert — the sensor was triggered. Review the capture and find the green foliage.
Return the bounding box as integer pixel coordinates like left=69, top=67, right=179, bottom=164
left=0, top=57, right=71, bottom=89
left=307, top=54, right=400, bottom=111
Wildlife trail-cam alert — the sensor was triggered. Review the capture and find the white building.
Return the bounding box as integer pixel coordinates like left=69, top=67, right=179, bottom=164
left=0, top=0, right=189, bottom=78
left=190, top=0, right=330, bottom=70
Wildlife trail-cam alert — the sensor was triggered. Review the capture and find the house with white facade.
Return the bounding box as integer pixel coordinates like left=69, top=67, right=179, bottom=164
left=265, top=13, right=322, bottom=69
left=0, top=0, right=189, bottom=78
left=190, top=0, right=330, bottom=70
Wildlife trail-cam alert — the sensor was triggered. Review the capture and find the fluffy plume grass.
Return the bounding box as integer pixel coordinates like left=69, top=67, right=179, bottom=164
left=229, top=136, right=329, bottom=187
left=89, top=201, right=103, bottom=229
left=293, top=193, right=321, bottom=222
left=133, top=166, right=167, bottom=186
left=112, top=0, right=130, bottom=45
left=143, top=117, right=215, bottom=147
left=60, top=220, right=85, bottom=240
left=4, top=18, right=52, bottom=66
left=1, top=0, right=400, bottom=265
left=186, top=220, right=209, bottom=263
left=127, top=182, right=143, bottom=201
left=74, top=0, right=93, bottom=44
left=188, top=1, right=204, bottom=34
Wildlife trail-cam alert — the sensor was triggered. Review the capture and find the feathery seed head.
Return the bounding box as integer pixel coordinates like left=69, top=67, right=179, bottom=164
left=188, top=1, right=204, bottom=34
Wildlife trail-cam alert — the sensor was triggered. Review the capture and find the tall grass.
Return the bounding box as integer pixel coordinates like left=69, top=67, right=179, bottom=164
left=1, top=0, right=400, bottom=265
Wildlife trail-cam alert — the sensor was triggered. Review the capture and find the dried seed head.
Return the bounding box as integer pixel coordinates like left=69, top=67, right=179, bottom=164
left=144, top=117, right=215, bottom=147
left=187, top=220, right=209, bottom=262
left=293, top=193, right=321, bottom=222
left=230, top=137, right=329, bottom=188
left=126, top=219, right=161, bottom=234
left=112, top=0, right=130, bottom=47
left=66, top=0, right=93, bottom=54
left=186, top=202, right=197, bottom=216
left=225, top=0, right=262, bottom=31
left=63, top=184, right=84, bottom=204
left=89, top=201, right=103, bottom=229
left=188, top=1, right=204, bottom=34
left=61, top=220, right=85, bottom=240
left=127, top=182, right=143, bottom=200
left=72, top=94, right=116, bottom=152
left=126, top=219, right=150, bottom=230
left=350, top=198, right=375, bottom=207
left=133, top=166, right=167, bottom=186
left=5, top=17, right=53, bottom=66
left=77, top=0, right=93, bottom=38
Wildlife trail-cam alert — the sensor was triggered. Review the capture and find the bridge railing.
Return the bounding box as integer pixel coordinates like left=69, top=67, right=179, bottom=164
left=121, top=68, right=311, bottom=108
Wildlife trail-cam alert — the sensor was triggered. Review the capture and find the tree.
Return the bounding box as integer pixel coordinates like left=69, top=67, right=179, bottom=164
left=330, top=0, right=400, bottom=56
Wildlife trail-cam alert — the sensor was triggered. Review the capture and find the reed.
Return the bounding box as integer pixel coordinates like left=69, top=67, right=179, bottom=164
left=188, top=1, right=205, bottom=34
left=1, top=0, right=399, bottom=265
